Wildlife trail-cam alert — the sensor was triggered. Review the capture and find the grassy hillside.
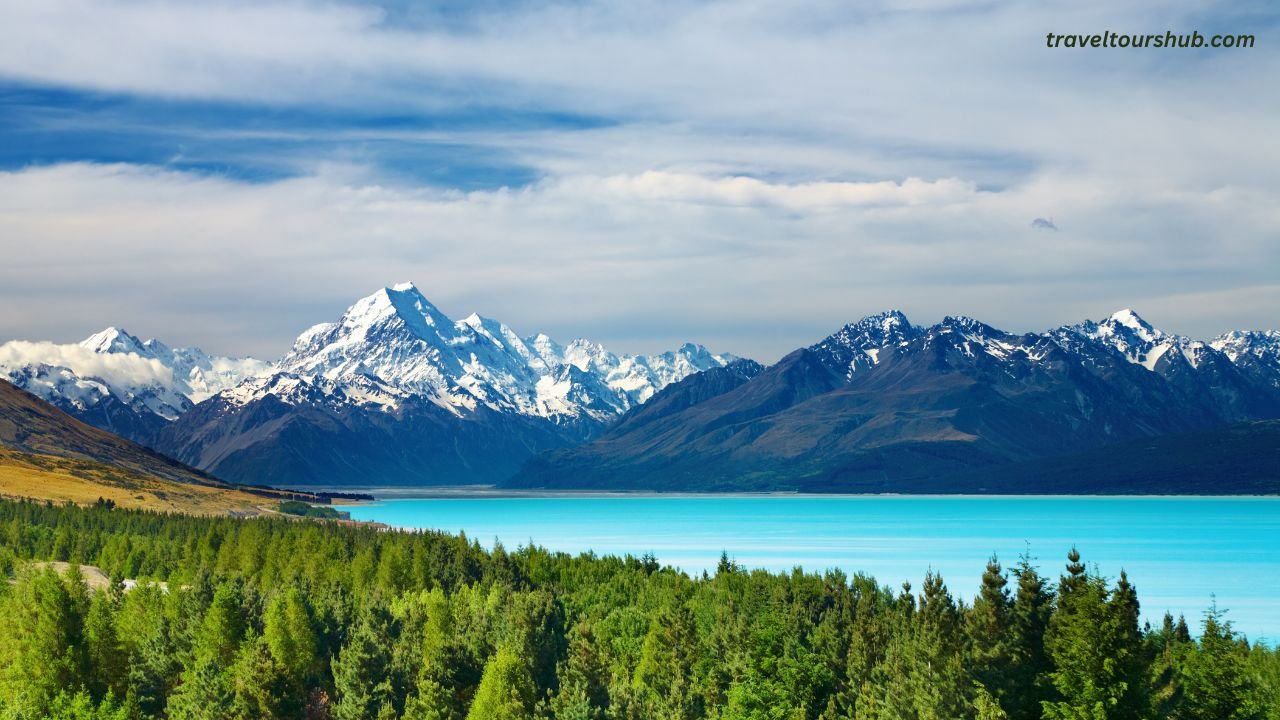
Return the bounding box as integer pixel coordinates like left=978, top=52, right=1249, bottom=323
left=0, top=446, right=274, bottom=515
left=0, top=379, right=333, bottom=513
left=0, top=379, right=233, bottom=487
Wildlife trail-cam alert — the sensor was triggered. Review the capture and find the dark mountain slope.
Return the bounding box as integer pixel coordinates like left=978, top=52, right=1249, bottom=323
left=155, top=380, right=597, bottom=487
left=1, top=379, right=224, bottom=488
left=916, top=420, right=1280, bottom=494
left=506, top=313, right=1280, bottom=492
left=0, top=379, right=332, bottom=511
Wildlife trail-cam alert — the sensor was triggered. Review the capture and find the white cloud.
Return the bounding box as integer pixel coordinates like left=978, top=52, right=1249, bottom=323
left=0, top=340, right=175, bottom=389
left=572, top=172, right=978, bottom=209
left=0, top=162, right=1275, bottom=362
left=1, top=0, right=1276, bottom=192
left=0, top=1, right=1276, bottom=360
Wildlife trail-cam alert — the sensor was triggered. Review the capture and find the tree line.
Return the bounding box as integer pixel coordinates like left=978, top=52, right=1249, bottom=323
left=0, top=498, right=1275, bottom=719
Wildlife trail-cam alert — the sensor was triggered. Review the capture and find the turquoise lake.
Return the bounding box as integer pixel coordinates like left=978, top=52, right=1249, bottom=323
left=344, top=494, right=1279, bottom=642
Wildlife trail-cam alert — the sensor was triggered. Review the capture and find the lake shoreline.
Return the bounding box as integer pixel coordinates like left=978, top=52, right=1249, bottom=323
left=338, top=494, right=1280, bottom=641
left=293, top=484, right=1280, bottom=501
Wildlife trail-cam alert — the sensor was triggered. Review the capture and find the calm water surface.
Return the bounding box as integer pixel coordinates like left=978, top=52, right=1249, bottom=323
left=345, top=494, right=1279, bottom=641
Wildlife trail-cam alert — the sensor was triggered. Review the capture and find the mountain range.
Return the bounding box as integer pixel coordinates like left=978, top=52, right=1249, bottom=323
left=2, top=286, right=1277, bottom=492
left=1, top=283, right=735, bottom=486
left=508, top=310, right=1280, bottom=492
left=0, top=327, right=268, bottom=442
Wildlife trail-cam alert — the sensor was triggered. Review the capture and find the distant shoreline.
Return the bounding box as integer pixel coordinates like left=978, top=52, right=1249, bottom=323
left=293, top=485, right=1280, bottom=502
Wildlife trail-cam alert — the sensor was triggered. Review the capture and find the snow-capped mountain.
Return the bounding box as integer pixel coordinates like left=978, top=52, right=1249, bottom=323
left=151, top=282, right=739, bottom=486
left=81, top=327, right=271, bottom=404
left=808, top=310, right=920, bottom=379
left=1212, top=330, right=1280, bottom=389
left=1069, top=309, right=1216, bottom=372
left=5, top=290, right=1276, bottom=490
left=0, top=283, right=736, bottom=465
left=1063, top=309, right=1279, bottom=420
left=238, top=281, right=735, bottom=421
left=507, top=308, right=1280, bottom=493
left=0, top=327, right=268, bottom=441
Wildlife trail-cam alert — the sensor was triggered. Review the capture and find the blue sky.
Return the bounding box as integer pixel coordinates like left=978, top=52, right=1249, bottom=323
left=0, top=0, right=1277, bottom=360
left=0, top=78, right=619, bottom=186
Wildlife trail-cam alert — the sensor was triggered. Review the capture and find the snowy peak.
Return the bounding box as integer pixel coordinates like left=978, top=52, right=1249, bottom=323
left=217, top=370, right=409, bottom=413
left=1068, top=310, right=1197, bottom=371
left=938, top=315, right=1004, bottom=339
left=1212, top=330, right=1280, bottom=362
left=267, top=282, right=739, bottom=422
left=2, top=325, right=269, bottom=434
left=81, top=327, right=147, bottom=355
left=810, top=310, right=922, bottom=379
left=1077, top=309, right=1168, bottom=358
left=1107, top=308, right=1162, bottom=341
left=666, top=342, right=719, bottom=368
left=833, top=310, right=919, bottom=346
left=924, top=316, right=1045, bottom=367
left=221, top=372, right=324, bottom=409
left=279, top=283, right=471, bottom=395
left=1072, top=309, right=1165, bottom=345
left=461, top=314, right=541, bottom=365
left=1212, top=330, right=1280, bottom=388
left=337, top=282, right=455, bottom=344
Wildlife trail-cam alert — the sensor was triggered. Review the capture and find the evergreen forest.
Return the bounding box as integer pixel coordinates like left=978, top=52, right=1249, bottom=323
left=0, top=499, right=1275, bottom=720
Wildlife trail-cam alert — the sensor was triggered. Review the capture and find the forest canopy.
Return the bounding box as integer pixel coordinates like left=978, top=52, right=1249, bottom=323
left=0, top=499, right=1275, bottom=720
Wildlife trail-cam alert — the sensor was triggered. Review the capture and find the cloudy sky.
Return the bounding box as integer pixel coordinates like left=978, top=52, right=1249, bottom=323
left=1, top=0, right=1277, bottom=362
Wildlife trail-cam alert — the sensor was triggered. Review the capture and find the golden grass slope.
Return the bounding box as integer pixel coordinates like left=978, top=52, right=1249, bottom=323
left=0, top=379, right=334, bottom=515
left=0, top=446, right=271, bottom=516
left=0, top=379, right=227, bottom=487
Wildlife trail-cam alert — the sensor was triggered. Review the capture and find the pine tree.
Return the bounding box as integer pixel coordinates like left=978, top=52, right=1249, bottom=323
left=166, top=653, right=234, bottom=720
left=1149, top=612, right=1191, bottom=717
left=717, top=551, right=738, bottom=576
left=467, top=646, right=537, bottom=720
left=723, top=600, right=824, bottom=720
left=1107, top=571, right=1148, bottom=718
left=227, top=632, right=292, bottom=720
left=165, top=582, right=246, bottom=720
left=632, top=606, right=697, bottom=718
left=1244, top=643, right=1280, bottom=720
left=916, top=570, right=970, bottom=718
left=968, top=555, right=1014, bottom=713
left=84, top=590, right=127, bottom=703
left=1006, top=553, right=1053, bottom=720
left=45, top=688, right=134, bottom=720
left=0, top=568, right=88, bottom=717
left=872, top=571, right=969, bottom=720
left=194, top=582, right=247, bottom=668
left=1179, top=603, right=1263, bottom=720
left=550, top=623, right=609, bottom=720
left=1042, top=549, right=1145, bottom=720
left=974, top=681, right=1011, bottom=720
left=263, top=587, right=318, bottom=685
left=403, top=589, right=463, bottom=720
left=843, top=576, right=891, bottom=720
left=501, top=590, right=566, bottom=700
left=331, top=606, right=396, bottom=720
left=116, top=584, right=178, bottom=717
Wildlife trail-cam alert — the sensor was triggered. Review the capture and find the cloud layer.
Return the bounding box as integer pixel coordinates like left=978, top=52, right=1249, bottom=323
left=0, top=340, right=175, bottom=389
left=1, top=160, right=1275, bottom=361
left=0, top=0, right=1276, bottom=360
